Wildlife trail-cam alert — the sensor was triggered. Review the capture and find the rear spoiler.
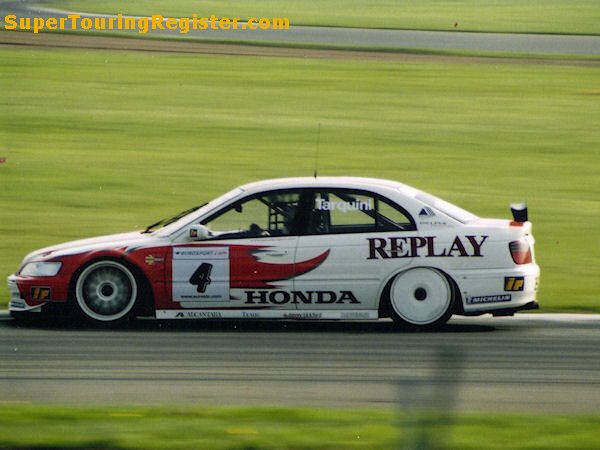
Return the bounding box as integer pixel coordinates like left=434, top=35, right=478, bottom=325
left=510, top=202, right=528, bottom=223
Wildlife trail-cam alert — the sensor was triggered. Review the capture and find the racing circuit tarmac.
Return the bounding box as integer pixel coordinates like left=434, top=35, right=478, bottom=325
left=2, top=313, right=600, bottom=413
left=2, top=0, right=600, bottom=55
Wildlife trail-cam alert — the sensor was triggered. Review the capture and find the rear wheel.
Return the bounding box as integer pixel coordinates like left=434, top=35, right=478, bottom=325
left=387, top=268, right=454, bottom=329
left=74, top=260, right=138, bottom=324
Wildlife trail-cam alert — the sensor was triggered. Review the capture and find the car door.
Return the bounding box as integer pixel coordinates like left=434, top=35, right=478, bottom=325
left=170, top=191, right=301, bottom=310
left=293, top=189, right=416, bottom=311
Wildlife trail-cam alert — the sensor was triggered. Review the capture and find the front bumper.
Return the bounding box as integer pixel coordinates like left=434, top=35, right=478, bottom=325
left=8, top=274, right=43, bottom=313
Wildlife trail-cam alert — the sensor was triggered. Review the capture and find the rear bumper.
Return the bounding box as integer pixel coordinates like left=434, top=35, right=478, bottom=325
left=455, top=263, right=540, bottom=315
left=462, top=300, right=539, bottom=317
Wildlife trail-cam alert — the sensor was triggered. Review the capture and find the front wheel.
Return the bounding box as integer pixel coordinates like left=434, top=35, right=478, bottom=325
left=74, top=260, right=139, bottom=324
left=387, top=268, right=454, bottom=329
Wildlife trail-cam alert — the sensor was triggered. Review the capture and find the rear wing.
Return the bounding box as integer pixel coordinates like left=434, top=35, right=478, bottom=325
left=510, top=202, right=528, bottom=223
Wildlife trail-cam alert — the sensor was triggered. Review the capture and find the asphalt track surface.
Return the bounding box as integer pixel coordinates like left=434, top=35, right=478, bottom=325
left=2, top=0, right=600, bottom=55
left=2, top=312, right=600, bottom=413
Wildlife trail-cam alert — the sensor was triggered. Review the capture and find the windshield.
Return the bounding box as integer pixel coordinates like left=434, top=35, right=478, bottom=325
left=143, top=204, right=206, bottom=234
left=152, top=187, right=246, bottom=237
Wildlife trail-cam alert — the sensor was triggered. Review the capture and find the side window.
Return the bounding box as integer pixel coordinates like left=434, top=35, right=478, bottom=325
left=317, top=192, right=376, bottom=232
left=206, top=197, right=269, bottom=235
left=377, top=198, right=414, bottom=231
left=311, top=190, right=415, bottom=234
left=201, top=191, right=303, bottom=239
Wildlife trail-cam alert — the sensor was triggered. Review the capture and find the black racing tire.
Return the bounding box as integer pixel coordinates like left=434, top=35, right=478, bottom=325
left=73, top=260, right=139, bottom=325
left=385, top=268, right=455, bottom=330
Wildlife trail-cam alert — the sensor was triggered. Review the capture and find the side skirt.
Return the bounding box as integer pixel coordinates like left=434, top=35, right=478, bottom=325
left=156, top=309, right=379, bottom=320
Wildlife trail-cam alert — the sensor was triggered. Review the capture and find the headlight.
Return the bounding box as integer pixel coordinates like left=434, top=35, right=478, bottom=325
left=20, top=261, right=62, bottom=277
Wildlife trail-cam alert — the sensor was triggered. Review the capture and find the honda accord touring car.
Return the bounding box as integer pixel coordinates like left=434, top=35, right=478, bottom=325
left=8, top=177, right=540, bottom=328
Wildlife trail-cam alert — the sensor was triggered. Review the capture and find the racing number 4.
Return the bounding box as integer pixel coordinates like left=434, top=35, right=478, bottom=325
left=189, top=263, right=213, bottom=293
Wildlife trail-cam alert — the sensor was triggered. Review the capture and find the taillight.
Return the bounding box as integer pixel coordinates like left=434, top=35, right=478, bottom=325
left=509, top=239, right=532, bottom=264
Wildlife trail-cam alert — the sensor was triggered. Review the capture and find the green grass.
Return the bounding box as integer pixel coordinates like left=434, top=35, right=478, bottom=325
left=1, top=405, right=600, bottom=449
left=44, top=0, right=600, bottom=35
left=1, top=48, right=599, bottom=311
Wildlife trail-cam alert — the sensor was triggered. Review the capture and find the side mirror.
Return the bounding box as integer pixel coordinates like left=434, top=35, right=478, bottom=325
left=188, top=224, right=212, bottom=241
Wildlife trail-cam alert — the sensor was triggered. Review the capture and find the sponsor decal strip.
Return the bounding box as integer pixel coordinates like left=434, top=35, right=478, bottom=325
left=315, top=198, right=373, bottom=212
left=156, top=309, right=378, bottom=320
left=244, top=290, right=359, bottom=305
left=31, top=287, right=51, bottom=301
left=504, top=276, right=525, bottom=291
left=467, top=294, right=512, bottom=305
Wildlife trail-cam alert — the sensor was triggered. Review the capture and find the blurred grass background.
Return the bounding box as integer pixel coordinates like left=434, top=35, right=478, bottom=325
left=46, top=0, right=600, bottom=34
left=1, top=404, right=600, bottom=449
left=1, top=48, right=599, bottom=310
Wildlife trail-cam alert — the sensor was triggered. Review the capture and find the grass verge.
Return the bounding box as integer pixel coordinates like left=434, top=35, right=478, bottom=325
left=1, top=404, right=600, bottom=449
left=44, top=0, right=600, bottom=35
left=0, top=47, right=599, bottom=311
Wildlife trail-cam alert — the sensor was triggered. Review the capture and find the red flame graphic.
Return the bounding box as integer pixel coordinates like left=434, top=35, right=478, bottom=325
left=228, top=245, right=330, bottom=288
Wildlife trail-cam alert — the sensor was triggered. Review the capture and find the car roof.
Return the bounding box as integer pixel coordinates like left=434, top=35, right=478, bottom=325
left=238, top=176, right=421, bottom=198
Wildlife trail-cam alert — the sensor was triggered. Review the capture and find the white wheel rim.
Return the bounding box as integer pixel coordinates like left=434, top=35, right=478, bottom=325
left=75, top=261, right=137, bottom=322
left=390, top=268, right=451, bottom=325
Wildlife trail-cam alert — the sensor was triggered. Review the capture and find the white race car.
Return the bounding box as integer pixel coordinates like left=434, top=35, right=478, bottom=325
left=8, top=177, right=539, bottom=328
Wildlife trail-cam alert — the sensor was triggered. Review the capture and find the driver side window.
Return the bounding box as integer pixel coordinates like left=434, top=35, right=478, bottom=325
left=201, top=191, right=303, bottom=239
left=207, top=198, right=268, bottom=234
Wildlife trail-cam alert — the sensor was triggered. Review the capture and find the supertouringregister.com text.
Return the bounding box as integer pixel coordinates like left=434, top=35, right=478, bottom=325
left=3, top=13, right=290, bottom=34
